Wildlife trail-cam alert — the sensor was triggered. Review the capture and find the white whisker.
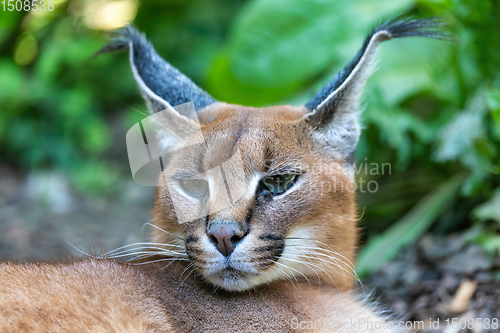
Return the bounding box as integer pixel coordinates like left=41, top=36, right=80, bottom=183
left=266, top=259, right=300, bottom=290
left=269, top=257, right=312, bottom=290
left=143, top=222, right=185, bottom=241
left=128, top=257, right=189, bottom=266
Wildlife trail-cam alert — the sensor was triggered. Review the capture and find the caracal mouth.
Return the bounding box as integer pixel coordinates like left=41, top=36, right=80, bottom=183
left=205, top=271, right=253, bottom=291
left=203, top=261, right=261, bottom=291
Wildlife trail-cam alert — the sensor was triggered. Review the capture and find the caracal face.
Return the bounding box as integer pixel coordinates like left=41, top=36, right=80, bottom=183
left=101, top=20, right=443, bottom=292
left=151, top=103, right=357, bottom=291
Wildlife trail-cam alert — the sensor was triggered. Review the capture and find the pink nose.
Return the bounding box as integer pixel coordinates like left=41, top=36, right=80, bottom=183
left=207, top=222, right=245, bottom=256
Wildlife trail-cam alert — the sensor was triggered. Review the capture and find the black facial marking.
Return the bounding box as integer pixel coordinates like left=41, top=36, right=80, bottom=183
left=185, top=245, right=202, bottom=255
left=259, top=234, right=283, bottom=242
left=254, top=244, right=285, bottom=253
left=256, top=261, right=275, bottom=270
left=346, top=150, right=356, bottom=165
left=185, top=236, right=199, bottom=244
left=244, top=207, right=253, bottom=230
left=230, top=127, right=245, bottom=155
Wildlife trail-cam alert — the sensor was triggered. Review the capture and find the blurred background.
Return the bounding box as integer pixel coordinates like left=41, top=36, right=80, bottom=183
left=0, top=0, right=499, bottom=328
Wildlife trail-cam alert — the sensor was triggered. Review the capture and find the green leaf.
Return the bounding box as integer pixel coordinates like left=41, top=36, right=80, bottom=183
left=474, top=233, right=500, bottom=261
left=79, top=117, right=111, bottom=154
left=473, top=187, right=500, bottom=224
left=485, top=85, right=500, bottom=140
left=207, top=0, right=414, bottom=105
left=0, top=60, right=24, bottom=102
left=357, top=174, right=464, bottom=277
left=71, top=162, right=120, bottom=194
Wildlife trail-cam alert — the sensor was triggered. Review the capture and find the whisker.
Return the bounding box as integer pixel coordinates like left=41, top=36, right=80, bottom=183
left=128, top=257, right=189, bottom=266
left=308, top=240, right=357, bottom=267
left=280, top=255, right=338, bottom=289
left=269, top=257, right=312, bottom=290
left=100, top=246, right=187, bottom=260
left=143, top=222, right=185, bottom=241
left=298, top=245, right=358, bottom=273
left=265, top=259, right=300, bottom=290
left=305, top=241, right=363, bottom=284
left=300, top=251, right=348, bottom=282
left=104, top=245, right=186, bottom=256
left=66, top=242, right=93, bottom=258
left=126, top=253, right=156, bottom=262
left=177, top=265, right=196, bottom=291
left=292, top=239, right=359, bottom=274
left=179, top=262, right=195, bottom=280
left=280, top=255, right=322, bottom=286
left=106, top=250, right=188, bottom=260
left=102, top=243, right=164, bottom=256
left=295, top=243, right=364, bottom=290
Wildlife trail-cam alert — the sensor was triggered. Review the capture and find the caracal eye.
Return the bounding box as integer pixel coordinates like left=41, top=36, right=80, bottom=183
left=262, top=174, right=298, bottom=195
left=180, top=179, right=209, bottom=198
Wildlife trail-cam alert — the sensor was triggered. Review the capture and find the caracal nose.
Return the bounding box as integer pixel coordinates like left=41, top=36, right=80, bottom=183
left=207, top=222, right=245, bottom=256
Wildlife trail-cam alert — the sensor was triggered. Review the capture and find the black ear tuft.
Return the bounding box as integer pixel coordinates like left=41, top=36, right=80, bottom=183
left=305, top=17, right=450, bottom=114
left=97, top=25, right=216, bottom=113
left=376, top=16, right=451, bottom=40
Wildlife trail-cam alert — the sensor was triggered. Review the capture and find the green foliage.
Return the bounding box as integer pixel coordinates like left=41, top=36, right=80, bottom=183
left=0, top=0, right=498, bottom=264
left=206, top=0, right=414, bottom=105
left=357, top=175, right=464, bottom=277
left=0, top=0, right=246, bottom=193
left=472, top=187, right=500, bottom=259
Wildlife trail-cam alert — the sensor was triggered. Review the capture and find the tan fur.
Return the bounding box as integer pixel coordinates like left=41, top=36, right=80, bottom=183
left=0, top=103, right=396, bottom=332
left=0, top=261, right=173, bottom=332
left=0, top=260, right=393, bottom=332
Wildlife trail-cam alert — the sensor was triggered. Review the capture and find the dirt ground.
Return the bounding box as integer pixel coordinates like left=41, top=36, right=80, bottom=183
left=364, top=234, right=500, bottom=332
left=0, top=166, right=155, bottom=262
left=1, top=166, right=498, bottom=332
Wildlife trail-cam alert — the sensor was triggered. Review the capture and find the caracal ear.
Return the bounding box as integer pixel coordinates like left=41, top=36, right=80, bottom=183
left=98, top=25, right=216, bottom=120
left=98, top=26, right=213, bottom=153
left=301, top=17, right=448, bottom=165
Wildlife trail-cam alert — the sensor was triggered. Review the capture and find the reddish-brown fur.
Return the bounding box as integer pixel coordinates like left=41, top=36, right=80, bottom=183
left=0, top=103, right=394, bottom=332
left=0, top=260, right=389, bottom=332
